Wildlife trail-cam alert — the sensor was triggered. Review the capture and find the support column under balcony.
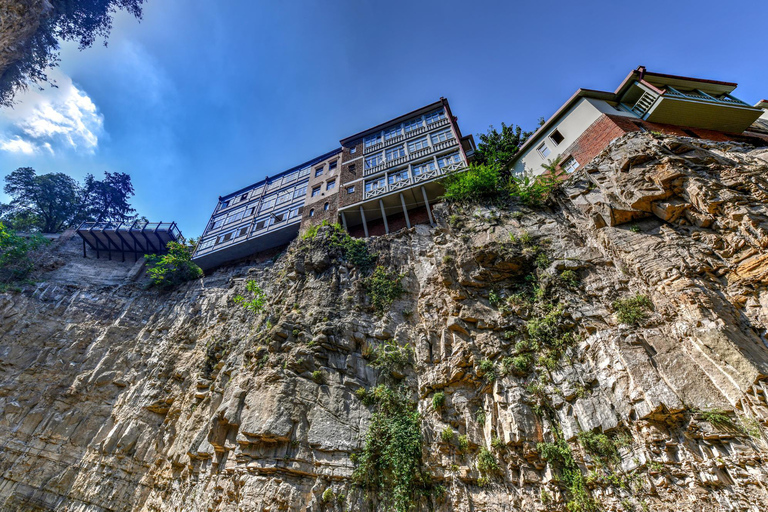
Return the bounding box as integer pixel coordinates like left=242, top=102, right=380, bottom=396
left=421, top=186, right=434, bottom=226
left=379, top=200, right=389, bottom=234
left=399, top=193, right=411, bottom=229
left=360, top=206, right=369, bottom=237
left=340, top=211, right=348, bottom=231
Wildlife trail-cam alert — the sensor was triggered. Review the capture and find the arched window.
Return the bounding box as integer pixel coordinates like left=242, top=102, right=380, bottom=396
left=324, top=202, right=330, bottom=211
left=309, top=209, right=315, bottom=217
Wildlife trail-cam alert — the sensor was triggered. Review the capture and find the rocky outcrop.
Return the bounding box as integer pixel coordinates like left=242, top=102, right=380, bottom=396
left=2, top=133, right=768, bottom=511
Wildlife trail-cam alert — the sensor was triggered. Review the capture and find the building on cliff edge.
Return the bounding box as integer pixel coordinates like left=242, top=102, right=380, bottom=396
left=511, top=66, right=768, bottom=176
left=192, top=97, right=476, bottom=270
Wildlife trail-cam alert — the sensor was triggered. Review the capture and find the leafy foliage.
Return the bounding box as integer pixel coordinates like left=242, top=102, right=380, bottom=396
left=612, top=294, right=653, bottom=325
left=1, top=0, right=145, bottom=107
left=303, top=222, right=377, bottom=269
left=474, top=123, right=532, bottom=177
left=364, top=266, right=405, bottom=314
left=509, top=167, right=567, bottom=207
left=537, top=438, right=598, bottom=512
left=145, top=241, right=203, bottom=290
left=367, top=339, right=412, bottom=377
left=441, top=163, right=502, bottom=203
left=353, top=385, right=432, bottom=512
left=577, top=430, right=620, bottom=466
left=476, top=447, right=500, bottom=476
left=432, top=391, right=446, bottom=410
left=233, top=279, right=267, bottom=314
left=440, top=426, right=454, bottom=443
left=0, top=222, right=49, bottom=288
left=1, top=168, right=137, bottom=232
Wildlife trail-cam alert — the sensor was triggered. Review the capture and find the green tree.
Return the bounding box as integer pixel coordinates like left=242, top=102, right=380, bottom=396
left=2, top=167, right=83, bottom=232
left=1, top=0, right=146, bottom=107
left=145, top=241, right=203, bottom=290
left=474, top=123, right=533, bottom=177
left=81, top=171, right=136, bottom=223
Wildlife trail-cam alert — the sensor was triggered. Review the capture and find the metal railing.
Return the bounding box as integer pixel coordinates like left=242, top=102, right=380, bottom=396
left=363, top=117, right=451, bottom=155
left=664, top=87, right=750, bottom=107
left=363, top=161, right=467, bottom=200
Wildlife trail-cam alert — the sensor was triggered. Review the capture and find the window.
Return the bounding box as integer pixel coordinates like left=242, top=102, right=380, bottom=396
left=386, top=145, right=405, bottom=161
left=282, top=172, right=297, bottom=184
left=364, top=133, right=382, bottom=148
left=277, top=191, right=292, bottom=205
left=537, top=142, right=551, bottom=158
left=260, top=196, right=276, bottom=212
left=430, top=128, right=452, bottom=145
left=220, top=200, right=230, bottom=209
left=245, top=206, right=256, bottom=217
left=251, top=186, right=264, bottom=196
left=437, top=152, right=462, bottom=168
left=267, top=179, right=282, bottom=191
left=293, top=186, right=307, bottom=198
left=253, top=218, right=268, bottom=230
left=562, top=157, right=579, bottom=173
left=346, top=185, right=355, bottom=194
left=298, top=166, right=311, bottom=178
left=349, top=163, right=356, bottom=173
left=384, top=125, right=402, bottom=141
left=329, top=160, right=337, bottom=172
left=315, top=167, right=324, bottom=177
left=237, top=226, right=248, bottom=238
left=273, top=211, right=286, bottom=224
left=311, top=186, right=321, bottom=197
left=289, top=206, right=303, bottom=218
left=404, top=117, right=423, bottom=132
left=365, top=177, right=386, bottom=193
left=326, top=179, right=336, bottom=190
left=365, top=153, right=384, bottom=169
left=549, top=129, right=564, bottom=146
left=198, top=238, right=215, bottom=251
left=425, top=109, right=446, bottom=124
left=408, top=137, right=429, bottom=152
left=226, top=208, right=245, bottom=224
left=350, top=146, right=357, bottom=154
left=388, top=169, right=410, bottom=185
left=324, top=202, right=330, bottom=211
left=211, top=217, right=225, bottom=229
left=240, top=193, right=248, bottom=202
left=412, top=160, right=436, bottom=177
left=309, top=208, right=315, bottom=217
left=217, top=231, right=234, bottom=244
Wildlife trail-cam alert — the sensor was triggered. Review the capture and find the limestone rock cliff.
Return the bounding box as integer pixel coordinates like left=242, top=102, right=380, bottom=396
left=2, top=133, right=768, bottom=511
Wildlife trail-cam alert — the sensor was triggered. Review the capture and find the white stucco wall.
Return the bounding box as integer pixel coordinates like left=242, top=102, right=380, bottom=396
left=512, top=98, right=637, bottom=176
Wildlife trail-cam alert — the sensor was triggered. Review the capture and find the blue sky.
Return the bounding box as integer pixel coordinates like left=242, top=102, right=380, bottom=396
left=1, top=0, right=766, bottom=236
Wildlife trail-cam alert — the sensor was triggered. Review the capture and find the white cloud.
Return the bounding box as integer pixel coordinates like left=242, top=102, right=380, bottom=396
left=0, top=136, right=36, bottom=154
left=0, top=71, right=104, bottom=155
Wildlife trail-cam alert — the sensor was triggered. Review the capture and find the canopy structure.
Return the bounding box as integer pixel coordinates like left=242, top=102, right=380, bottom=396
left=76, top=220, right=182, bottom=261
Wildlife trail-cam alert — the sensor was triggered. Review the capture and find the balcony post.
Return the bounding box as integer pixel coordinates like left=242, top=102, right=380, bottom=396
left=399, top=193, right=411, bottom=229
left=340, top=211, right=348, bottom=232
left=421, top=186, right=435, bottom=227
left=379, top=200, right=390, bottom=234
left=360, top=206, right=369, bottom=237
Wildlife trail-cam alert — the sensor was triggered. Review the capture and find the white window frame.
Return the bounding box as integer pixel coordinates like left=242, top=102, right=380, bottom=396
left=326, top=179, right=336, bottom=190
left=365, top=153, right=383, bottom=169
left=385, top=145, right=405, bottom=161
left=365, top=177, right=385, bottom=193
left=388, top=169, right=410, bottom=185
left=384, top=125, right=402, bottom=141
left=425, top=109, right=445, bottom=124
left=537, top=142, right=551, bottom=158
left=364, top=133, right=382, bottom=148
left=430, top=128, right=452, bottom=145
left=408, top=137, right=429, bottom=152
left=403, top=117, right=423, bottom=132
left=562, top=156, right=579, bottom=172
left=311, top=186, right=321, bottom=197
left=412, top=160, right=436, bottom=177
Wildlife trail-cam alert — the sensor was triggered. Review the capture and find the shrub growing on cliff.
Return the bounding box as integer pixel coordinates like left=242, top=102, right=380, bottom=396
left=353, top=385, right=432, bottom=511
left=145, top=241, right=202, bottom=290
left=233, top=279, right=267, bottom=314
left=364, top=266, right=405, bottom=314
left=612, top=294, right=653, bottom=325
left=508, top=167, right=566, bottom=207
left=0, top=222, right=48, bottom=288
left=441, top=163, right=502, bottom=203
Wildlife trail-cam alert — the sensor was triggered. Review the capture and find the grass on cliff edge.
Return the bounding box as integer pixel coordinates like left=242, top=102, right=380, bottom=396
left=0, top=222, right=49, bottom=291
left=145, top=241, right=203, bottom=290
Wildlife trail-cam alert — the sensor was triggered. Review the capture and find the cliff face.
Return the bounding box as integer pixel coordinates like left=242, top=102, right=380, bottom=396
left=2, top=133, right=768, bottom=512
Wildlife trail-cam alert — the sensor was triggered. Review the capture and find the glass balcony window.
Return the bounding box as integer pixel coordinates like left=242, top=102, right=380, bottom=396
left=431, top=128, right=452, bottom=145
left=412, top=160, right=436, bottom=177
left=384, top=125, right=402, bottom=141
left=365, top=153, right=384, bottom=169
left=425, top=109, right=446, bottom=124
left=364, top=133, right=382, bottom=148
left=293, top=186, right=307, bottom=198
left=198, top=238, right=215, bottom=251
left=437, top=152, right=462, bottom=168
left=365, top=177, right=386, bottom=193
left=388, top=169, right=410, bottom=185
left=404, top=117, right=424, bottom=132
left=385, top=145, right=405, bottom=161
left=408, top=137, right=429, bottom=152
left=298, top=167, right=311, bottom=178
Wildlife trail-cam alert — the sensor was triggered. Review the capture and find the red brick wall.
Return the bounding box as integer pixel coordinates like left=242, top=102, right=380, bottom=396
left=560, top=114, right=768, bottom=171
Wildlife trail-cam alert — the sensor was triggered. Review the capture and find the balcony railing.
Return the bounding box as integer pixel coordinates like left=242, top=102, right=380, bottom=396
left=363, top=161, right=467, bottom=200
left=364, top=137, right=458, bottom=177
left=363, top=117, right=451, bottom=154
left=663, top=87, right=750, bottom=107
